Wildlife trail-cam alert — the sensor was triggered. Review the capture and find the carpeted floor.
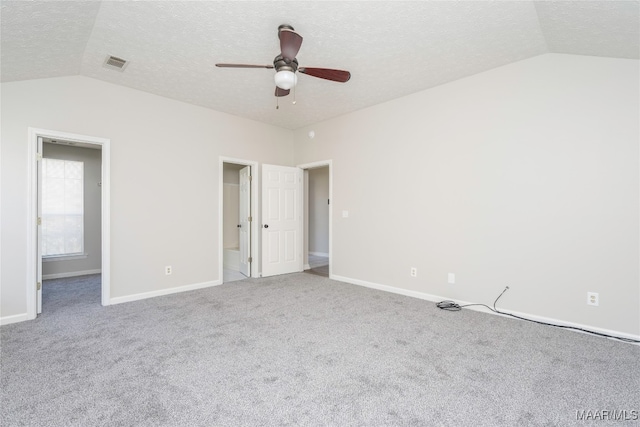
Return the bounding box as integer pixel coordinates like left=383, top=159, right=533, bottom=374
left=1, top=273, right=638, bottom=426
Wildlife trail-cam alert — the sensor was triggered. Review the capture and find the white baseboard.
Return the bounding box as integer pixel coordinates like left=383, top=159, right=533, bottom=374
left=43, top=269, right=101, bottom=280
left=109, top=279, right=222, bottom=305
left=0, top=312, right=31, bottom=326
left=331, top=274, right=640, bottom=344
left=309, top=252, right=329, bottom=257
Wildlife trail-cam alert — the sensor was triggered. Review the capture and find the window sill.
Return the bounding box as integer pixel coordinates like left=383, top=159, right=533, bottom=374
left=43, top=253, right=88, bottom=262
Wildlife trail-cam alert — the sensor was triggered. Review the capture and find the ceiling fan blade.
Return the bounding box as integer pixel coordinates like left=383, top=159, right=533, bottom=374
left=279, top=29, right=303, bottom=61
left=275, top=87, right=290, bottom=97
left=298, top=67, right=351, bottom=83
left=215, top=63, right=274, bottom=69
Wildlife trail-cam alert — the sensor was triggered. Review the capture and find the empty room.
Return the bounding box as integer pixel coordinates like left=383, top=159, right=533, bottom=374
left=1, top=1, right=638, bottom=426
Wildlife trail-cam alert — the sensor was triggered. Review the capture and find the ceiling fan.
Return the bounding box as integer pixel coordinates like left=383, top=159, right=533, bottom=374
left=216, top=24, right=351, bottom=100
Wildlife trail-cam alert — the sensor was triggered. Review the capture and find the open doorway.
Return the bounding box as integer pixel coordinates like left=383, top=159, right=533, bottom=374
left=40, top=140, right=103, bottom=311
left=300, top=161, right=332, bottom=278
left=219, top=158, right=259, bottom=283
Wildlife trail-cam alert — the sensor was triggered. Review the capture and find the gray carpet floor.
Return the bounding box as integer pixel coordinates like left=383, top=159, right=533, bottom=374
left=1, top=273, right=638, bottom=426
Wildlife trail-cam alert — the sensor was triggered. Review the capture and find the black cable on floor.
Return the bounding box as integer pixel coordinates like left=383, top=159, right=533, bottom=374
left=437, top=286, right=640, bottom=344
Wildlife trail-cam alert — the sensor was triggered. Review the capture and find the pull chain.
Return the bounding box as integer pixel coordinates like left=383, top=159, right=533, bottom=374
left=276, top=95, right=279, bottom=110
left=292, top=84, right=297, bottom=105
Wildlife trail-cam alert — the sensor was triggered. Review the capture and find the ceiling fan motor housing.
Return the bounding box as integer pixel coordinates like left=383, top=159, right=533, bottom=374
left=273, top=55, right=298, bottom=73
left=278, top=24, right=295, bottom=36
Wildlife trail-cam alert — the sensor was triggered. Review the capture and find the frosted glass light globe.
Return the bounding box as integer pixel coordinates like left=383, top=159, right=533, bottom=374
left=274, top=70, right=297, bottom=90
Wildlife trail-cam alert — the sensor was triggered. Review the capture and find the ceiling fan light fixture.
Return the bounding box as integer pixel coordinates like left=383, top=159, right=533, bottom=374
left=217, top=24, right=350, bottom=101
left=274, top=70, right=297, bottom=90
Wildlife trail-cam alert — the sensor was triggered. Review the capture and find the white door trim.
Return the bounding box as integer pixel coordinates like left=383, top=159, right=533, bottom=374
left=219, top=157, right=259, bottom=280
left=36, top=136, right=43, bottom=314
left=27, top=127, right=111, bottom=319
left=297, top=160, right=332, bottom=279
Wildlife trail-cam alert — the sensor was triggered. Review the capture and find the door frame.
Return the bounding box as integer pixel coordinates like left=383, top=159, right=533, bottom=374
left=219, top=157, right=259, bottom=279
left=297, top=160, right=332, bottom=279
left=26, top=128, right=111, bottom=319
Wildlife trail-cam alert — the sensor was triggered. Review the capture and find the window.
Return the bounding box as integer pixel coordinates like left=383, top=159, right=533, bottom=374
left=42, top=158, right=84, bottom=257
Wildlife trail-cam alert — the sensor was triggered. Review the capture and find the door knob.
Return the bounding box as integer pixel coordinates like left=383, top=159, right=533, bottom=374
left=237, top=224, right=241, bottom=228
left=264, top=224, right=269, bottom=228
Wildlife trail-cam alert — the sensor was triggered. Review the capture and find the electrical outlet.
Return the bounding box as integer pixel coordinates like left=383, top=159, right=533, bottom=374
left=587, top=292, right=599, bottom=306
left=165, top=266, right=172, bottom=275
left=410, top=267, right=417, bottom=277
left=448, top=273, right=455, bottom=284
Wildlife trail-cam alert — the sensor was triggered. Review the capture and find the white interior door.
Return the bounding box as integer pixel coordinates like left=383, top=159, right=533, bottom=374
left=36, top=136, right=43, bottom=314
left=262, top=164, right=303, bottom=277
left=238, top=166, right=251, bottom=277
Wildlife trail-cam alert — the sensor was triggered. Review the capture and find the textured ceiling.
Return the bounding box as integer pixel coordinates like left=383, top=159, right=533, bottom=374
left=1, top=1, right=638, bottom=129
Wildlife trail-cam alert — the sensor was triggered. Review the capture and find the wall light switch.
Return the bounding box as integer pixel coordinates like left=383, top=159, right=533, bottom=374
left=342, top=210, right=349, bottom=218
left=448, top=273, right=455, bottom=284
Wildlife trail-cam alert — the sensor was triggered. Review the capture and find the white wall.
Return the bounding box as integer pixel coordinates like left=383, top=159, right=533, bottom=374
left=222, top=184, right=239, bottom=250
left=308, top=167, right=329, bottom=255
left=41, top=143, right=102, bottom=278
left=222, top=163, right=243, bottom=250
left=1, top=75, right=293, bottom=320
left=293, top=54, right=639, bottom=336
left=222, top=163, right=242, bottom=185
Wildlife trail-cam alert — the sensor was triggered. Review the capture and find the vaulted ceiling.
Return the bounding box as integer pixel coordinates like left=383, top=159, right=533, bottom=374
left=1, top=1, right=638, bottom=129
